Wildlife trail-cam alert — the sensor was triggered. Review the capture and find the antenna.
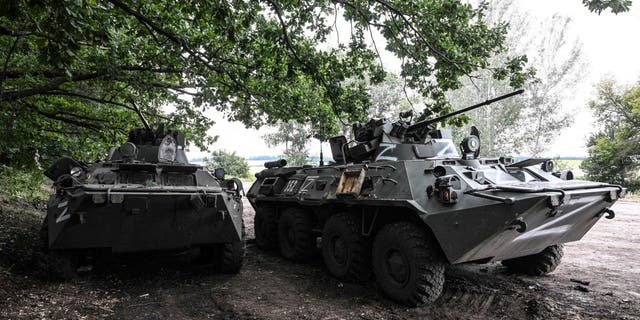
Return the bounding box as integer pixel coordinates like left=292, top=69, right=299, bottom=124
left=319, top=140, right=324, bottom=166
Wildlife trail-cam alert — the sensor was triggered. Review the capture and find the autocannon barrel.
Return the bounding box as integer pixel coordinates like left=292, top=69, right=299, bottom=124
left=406, top=89, right=525, bottom=133
left=264, top=159, right=287, bottom=168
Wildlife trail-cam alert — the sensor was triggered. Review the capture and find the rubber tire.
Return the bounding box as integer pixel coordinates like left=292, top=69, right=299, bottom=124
left=322, top=213, right=372, bottom=282
left=372, top=222, right=445, bottom=306
left=254, top=206, right=278, bottom=250
left=277, top=207, right=315, bottom=262
left=502, top=244, right=564, bottom=276
left=40, top=216, right=79, bottom=280
left=217, top=241, right=245, bottom=274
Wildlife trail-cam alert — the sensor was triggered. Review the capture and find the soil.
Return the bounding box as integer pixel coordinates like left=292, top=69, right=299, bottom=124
left=0, top=195, right=638, bottom=320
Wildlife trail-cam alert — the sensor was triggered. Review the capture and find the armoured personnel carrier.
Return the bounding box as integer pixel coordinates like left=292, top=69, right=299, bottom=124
left=42, top=115, right=244, bottom=278
left=247, top=89, right=625, bottom=306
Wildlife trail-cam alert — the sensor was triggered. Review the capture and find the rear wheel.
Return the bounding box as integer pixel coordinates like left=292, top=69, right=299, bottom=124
left=502, top=244, right=564, bottom=276
left=278, top=207, right=315, bottom=261
left=254, top=206, right=278, bottom=250
left=372, top=222, right=445, bottom=306
left=322, top=213, right=372, bottom=281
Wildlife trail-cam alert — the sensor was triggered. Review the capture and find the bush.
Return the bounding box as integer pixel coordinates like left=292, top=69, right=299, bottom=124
left=205, top=150, right=251, bottom=179
left=0, top=165, right=50, bottom=203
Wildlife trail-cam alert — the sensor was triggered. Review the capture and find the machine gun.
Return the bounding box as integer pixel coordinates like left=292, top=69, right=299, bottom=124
left=403, top=89, right=525, bottom=140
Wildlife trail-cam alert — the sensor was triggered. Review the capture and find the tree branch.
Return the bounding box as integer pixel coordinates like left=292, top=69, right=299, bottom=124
left=0, top=36, right=20, bottom=98
left=107, top=0, right=225, bottom=74
left=22, top=102, right=104, bottom=132
left=0, top=71, right=110, bottom=101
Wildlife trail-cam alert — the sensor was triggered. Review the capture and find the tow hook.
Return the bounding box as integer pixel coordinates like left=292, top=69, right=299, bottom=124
left=597, top=208, right=615, bottom=220
left=507, top=218, right=527, bottom=233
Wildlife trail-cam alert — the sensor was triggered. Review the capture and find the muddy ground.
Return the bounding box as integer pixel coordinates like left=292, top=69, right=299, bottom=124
left=0, top=196, right=638, bottom=320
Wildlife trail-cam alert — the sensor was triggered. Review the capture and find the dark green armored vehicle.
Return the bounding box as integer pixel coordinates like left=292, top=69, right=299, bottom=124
left=247, top=90, right=625, bottom=306
left=42, top=121, right=245, bottom=278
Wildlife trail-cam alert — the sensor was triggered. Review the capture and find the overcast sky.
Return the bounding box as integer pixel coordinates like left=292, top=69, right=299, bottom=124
left=188, top=1, right=640, bottom=161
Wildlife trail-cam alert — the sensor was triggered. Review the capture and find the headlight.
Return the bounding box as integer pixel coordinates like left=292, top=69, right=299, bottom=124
left=70, top=166, right=83, bottom=178
left=541, top=160, right=554, bottom=173
left=158, top=134, right=177, bottom=163
left=462, top=135, right=480, bottom=153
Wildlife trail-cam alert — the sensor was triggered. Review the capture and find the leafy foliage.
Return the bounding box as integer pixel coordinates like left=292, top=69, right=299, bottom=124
left=580, top=80, right=640, bottom=191
left=448, top=0, right=581, bottom=157
left=0, top=165, right=49, bottom=202
left=583, top=0, right=632, bottom=14
left=263, top=121, right=311, bottom=166
left=1, top=0, right=529, bottom=169
left=205, top=150, right=250, bottom=179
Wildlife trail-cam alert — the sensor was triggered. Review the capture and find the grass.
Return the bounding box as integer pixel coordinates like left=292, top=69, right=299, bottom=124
left=0, top=165, right=50, bottom=204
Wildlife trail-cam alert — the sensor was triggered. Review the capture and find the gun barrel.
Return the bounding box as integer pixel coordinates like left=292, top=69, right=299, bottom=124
left=407, top=89, right=524, bottom=132
left=131, top=101, right=152, bottom=132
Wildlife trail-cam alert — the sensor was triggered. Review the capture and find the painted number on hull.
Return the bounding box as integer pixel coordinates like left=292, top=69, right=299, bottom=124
left=375, top=143, right=398, bottom=161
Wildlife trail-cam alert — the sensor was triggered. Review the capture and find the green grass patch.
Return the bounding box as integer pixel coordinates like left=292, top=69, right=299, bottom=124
left=0, top=165, right=50, bottom=204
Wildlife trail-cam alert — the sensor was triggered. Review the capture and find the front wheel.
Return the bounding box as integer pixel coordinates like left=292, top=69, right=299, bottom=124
left=372, top=222, right=445, bottom=306
left=40, top=215, right=80, bottom=280
left=217, top=241, right=245, bottom=274
left=502, top=244, right=564, bottom=276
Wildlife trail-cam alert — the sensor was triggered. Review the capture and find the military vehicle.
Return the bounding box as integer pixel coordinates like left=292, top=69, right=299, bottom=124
left=42, top=110, right=244, bottom=278
left=247, top=89, right=625, bottom=306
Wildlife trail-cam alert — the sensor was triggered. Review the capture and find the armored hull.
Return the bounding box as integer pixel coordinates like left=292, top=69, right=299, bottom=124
left=43, top=127, right=244, bottom=277
left=249, top=159, right=621, bottom=258
left=46, top=166, right=243, bottom=252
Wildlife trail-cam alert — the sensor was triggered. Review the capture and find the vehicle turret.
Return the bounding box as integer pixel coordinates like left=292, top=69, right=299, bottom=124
left=329, top=89, right=524, bottom=163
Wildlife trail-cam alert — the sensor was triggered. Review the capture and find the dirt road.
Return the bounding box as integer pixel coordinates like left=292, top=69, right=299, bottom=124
left=0, top=198, right=638, bottom=320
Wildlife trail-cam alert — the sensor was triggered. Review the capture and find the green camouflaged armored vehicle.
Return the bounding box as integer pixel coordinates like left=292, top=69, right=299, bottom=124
left=42, top=118, right=245, bottom=278
left=247, top=90, right=625, bottom=306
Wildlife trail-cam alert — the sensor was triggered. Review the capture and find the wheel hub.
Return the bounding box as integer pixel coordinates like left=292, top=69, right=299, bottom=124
left=385, top=249, right=409, bottom=284
left=331, top=237, right=347, bottom=265
left=287, top=227, right=296, bottom=247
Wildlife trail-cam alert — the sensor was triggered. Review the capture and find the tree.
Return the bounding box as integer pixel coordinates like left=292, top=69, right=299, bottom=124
left=368, top=73, right=408, bottom=119
left=263, top=121, right=311, bottom=166
left=340, top=73, right=414, bottom=139
left=580, top=80, right=640, bottom=192
left=264, top=73, right=413, bottom=164
left=447, top=0, right=583, bottom=157
left=583, top=0, right=632, bottom=14
left=205, top=150, right=250, bottom=179
left=1, top=0, right=530, bottom=168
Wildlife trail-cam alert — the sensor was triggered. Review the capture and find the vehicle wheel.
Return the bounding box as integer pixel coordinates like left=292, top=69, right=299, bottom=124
left=255, top=206, right=278, bottom=250
left=502, top=244, right=564, bottom=276
left=278, top=207, right=315, bottom=261
left=372, top=222, right=445, bottom=306
left=48, top=251, right=80, bottom=280
left=217, top=241, right=245, bottom=274
left=39, top=216, right=80, bottom=280
left=322, top=213, right=372, bottom=282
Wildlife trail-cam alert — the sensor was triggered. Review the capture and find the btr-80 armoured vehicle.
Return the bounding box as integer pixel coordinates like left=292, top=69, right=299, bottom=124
left=42, top=113, right=244, bottom=278
left=247, top=89, right=625, bottom=306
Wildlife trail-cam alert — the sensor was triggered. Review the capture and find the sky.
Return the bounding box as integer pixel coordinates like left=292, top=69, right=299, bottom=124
left=187, top=1, right=640, bottom=161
